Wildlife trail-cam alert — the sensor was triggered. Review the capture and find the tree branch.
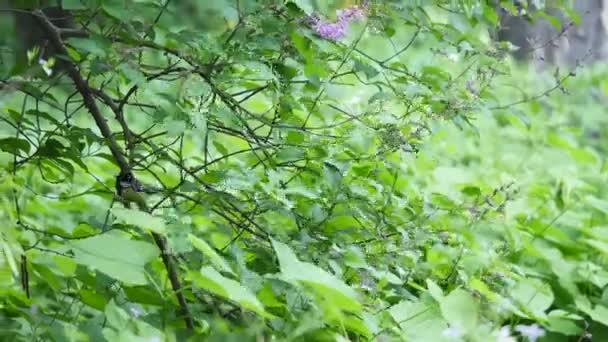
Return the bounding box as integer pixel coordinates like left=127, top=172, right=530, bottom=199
left=33, top=10, right=194, bottom=330
left=33, top=10, right=129, bottom=172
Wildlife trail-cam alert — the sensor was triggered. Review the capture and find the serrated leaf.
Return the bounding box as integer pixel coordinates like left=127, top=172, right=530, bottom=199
left=271, top=239, right=361, bottom=313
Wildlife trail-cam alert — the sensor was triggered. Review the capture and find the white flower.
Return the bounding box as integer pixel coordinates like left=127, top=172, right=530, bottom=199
left=515, top=324, right=545, bottom=342
left=128, top=306, right=144, bottom=318
left=494, top=326, right=516, bottom=342
left=442, top=325, right=464, bottom=340
left=38, top=58, right=53, bottom=76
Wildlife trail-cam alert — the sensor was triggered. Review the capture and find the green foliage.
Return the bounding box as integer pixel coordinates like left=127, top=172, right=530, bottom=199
left=1, top=0, right=607, bottom=341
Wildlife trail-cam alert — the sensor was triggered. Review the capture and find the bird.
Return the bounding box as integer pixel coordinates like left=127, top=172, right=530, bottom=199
left=115, top=171, right=151, bottom=211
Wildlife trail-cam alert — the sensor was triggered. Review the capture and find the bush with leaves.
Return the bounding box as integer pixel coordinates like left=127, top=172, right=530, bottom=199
left=1, top=1, right=605, bottom=341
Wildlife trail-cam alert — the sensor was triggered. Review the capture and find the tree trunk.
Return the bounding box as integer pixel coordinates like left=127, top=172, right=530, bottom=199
left=498, top=0, right=608, bottom=67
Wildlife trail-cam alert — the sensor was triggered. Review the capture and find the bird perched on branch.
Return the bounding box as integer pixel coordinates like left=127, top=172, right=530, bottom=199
left=115, top=171, right=158, bottom=211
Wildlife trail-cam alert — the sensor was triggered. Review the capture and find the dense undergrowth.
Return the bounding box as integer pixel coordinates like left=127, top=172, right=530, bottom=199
left=1, top=1, right=607, bottom=341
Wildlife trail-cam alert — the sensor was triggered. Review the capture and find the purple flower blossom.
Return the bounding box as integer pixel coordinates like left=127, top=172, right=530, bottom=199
left=515, top=324, right=545, bottom=342
left=308, top=5, right=366, bottom=41
left=313, top=20, right=347, bottom=41
left=337, top=6, right=365, bottom=22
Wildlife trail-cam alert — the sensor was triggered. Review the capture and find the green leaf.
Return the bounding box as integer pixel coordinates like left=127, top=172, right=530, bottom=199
left=290, top=0, right=314, bottom=15
left=563, top=7, right=581, bottom=26
left=112, top=208, right=166, bottom=234
left=104, top=299, right=130, bottom=329
left=354, top=60, right=379, bottom=79
left=343, top=247, right=367, bottom=269
left=554, top=182, right=565, bottom=210
left=164, top=119, right=187, bottom=137
left=585, top=196, right=608, bottom=213
left=188, top=234, right=234, bottom=275
left=546, top=310, right=582, bottom=335
left=324, top=215, right=361, bottom=231
left=583, top=239, right=608, bottom=258
left=65, top=46, right=81, bottom=62
left=536, top=11, right=562, bottom=31
left=119, top=64, right=147, bottom=87
left=80, top=289, right=107, bottom=310
left=0, top=138, right=29, bottom=154
left=37, top=138, right=65, bottom=158
left=123, top=285, right=164, bottom=306
left=511, top=277, right=554, bottom=318
left=66, top=37, right=108, bottom=57
left=52, top=255, right=77, bottom=277
left=271, top=239, right=361, bottom=313
left=62, top=0, right=86, bottom=10
left=322, top=161, right=342, bottom=191
left=1, top=239, right=18, bottom=278
left=102, top=0, right=131, bottom=21
left=389, top=300, right=446, bottom=340
left=439, top=288, right=478, bottom=332
left=482, top=5, right=498, bottom=26
left=70, top=231, right=159, bottom=285
left=190, top=266, right=268, bottom=317
left=461, top=185, right=481, bottom=197
left=577, top=297, right=608, bottom=326
left=588, top=305, right=608, bottom=326
left=426, top=279, right=444, bottom=301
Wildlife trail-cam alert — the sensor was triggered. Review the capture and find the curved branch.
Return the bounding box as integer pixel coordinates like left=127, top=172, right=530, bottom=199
left=33, top=10, right=194, bottom=330
left=33, top=10, right=129, bottom=172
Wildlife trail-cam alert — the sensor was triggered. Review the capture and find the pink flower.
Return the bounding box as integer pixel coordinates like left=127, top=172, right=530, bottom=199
left=308, top=5, right=366, bottom=41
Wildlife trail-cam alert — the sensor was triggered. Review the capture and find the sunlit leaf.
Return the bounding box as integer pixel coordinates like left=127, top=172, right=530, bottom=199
left=112, top=208, right=166, bottom=234
left=70, top=232, right=159, bottom=285
left=439, top=288, right=478, bottom=333
left=190, top=266, right=268, bottom=317
left=272, top=239, right=361, bottom=313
